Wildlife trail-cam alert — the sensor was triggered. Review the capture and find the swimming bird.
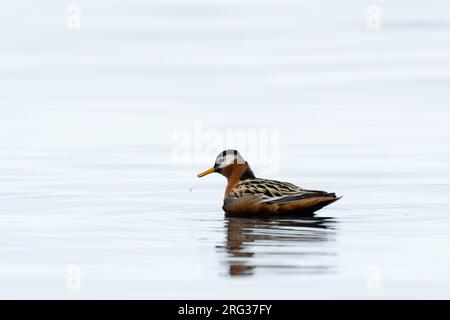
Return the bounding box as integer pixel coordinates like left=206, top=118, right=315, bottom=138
left=197, top=150, right=341, bottom=217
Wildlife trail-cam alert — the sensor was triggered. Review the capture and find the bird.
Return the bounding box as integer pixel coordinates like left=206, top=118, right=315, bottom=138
left=197, top=150, right=341, bottom=217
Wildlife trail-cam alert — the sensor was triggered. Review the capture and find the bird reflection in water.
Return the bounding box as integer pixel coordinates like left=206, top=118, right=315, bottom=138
left=217, top=216, right=337, bottom=276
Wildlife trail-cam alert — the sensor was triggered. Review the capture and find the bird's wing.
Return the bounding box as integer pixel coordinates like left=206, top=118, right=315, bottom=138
left=261, top=190, right=337, bottom=205
left=229, top=178, right=335, bottom=204
left=229, top=178, right=303, bottom=200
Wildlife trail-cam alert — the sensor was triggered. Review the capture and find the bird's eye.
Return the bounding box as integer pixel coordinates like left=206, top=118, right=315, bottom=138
left=215, top=157, right=224, bottom=166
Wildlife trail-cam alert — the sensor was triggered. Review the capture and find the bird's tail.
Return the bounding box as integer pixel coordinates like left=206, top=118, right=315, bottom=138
left=263, top=192, right=342, bottom=214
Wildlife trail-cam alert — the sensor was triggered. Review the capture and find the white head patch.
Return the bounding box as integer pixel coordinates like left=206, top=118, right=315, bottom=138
left=215, top=150, right=245, bottom=168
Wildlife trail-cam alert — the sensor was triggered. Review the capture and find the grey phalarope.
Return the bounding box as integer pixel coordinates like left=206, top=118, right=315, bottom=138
left=197, top=150, right=341, bottom=216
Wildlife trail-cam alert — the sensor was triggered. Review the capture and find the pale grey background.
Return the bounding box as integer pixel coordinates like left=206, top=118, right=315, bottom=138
left=1, top=0, right=450, bottom=298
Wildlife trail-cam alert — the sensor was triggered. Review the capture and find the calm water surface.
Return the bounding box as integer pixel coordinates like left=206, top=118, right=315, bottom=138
left=1, top=0, right=450, bottom=298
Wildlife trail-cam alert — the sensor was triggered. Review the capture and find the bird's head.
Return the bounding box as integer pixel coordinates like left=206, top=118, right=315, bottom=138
left=197, top=149, right=255, bottom=180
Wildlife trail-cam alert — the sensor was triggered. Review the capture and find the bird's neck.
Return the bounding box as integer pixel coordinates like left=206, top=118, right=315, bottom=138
left=224, top=164, right=255, bottom=196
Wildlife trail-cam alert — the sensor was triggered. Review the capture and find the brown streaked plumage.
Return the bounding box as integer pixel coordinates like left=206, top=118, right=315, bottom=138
left=197, top=150, right=341, bottom=217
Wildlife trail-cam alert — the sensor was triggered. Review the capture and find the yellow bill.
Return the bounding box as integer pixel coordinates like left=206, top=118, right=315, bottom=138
left=197, top=167, right=215, bottom=177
